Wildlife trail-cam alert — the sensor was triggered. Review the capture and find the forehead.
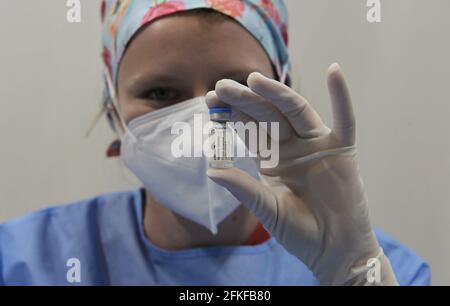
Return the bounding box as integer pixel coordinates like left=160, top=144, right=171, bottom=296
left=117, top=14, right=274, bottom=81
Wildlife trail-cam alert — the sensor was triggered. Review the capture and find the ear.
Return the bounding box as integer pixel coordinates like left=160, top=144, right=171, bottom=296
left=106, top=139, right=121, bottom=158
left=105, top=106, right=122, bottom=158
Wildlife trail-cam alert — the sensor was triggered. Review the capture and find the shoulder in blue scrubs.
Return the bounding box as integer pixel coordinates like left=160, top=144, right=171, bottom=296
left=0, top=189, right=431, bottom=285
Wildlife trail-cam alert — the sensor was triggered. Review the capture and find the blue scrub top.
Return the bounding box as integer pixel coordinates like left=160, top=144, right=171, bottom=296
left=0, top=189, right=431, bottom=285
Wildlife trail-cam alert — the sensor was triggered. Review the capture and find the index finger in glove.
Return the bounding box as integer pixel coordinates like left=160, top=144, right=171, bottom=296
left=247, top=72, right=330, bottom=139
left=214, top=79, right=293, bottom=142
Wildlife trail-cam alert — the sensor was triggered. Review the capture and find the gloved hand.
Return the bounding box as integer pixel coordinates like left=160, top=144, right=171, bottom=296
left=206, top=63, right=398, bottom=286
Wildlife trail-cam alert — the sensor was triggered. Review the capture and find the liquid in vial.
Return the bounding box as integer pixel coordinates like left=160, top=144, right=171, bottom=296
left=209, top=108, right=234, bottom=169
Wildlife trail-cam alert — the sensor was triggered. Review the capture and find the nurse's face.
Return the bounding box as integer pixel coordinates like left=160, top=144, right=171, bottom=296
left=116, top=13, right=275, bottom=124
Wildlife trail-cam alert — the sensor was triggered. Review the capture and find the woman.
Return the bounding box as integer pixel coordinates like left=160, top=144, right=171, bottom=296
left=0, top=0, right=430, bottom=285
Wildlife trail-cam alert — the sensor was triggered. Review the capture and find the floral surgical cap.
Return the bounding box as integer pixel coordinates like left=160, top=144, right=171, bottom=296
left=101, top=0, right=291, bottom=90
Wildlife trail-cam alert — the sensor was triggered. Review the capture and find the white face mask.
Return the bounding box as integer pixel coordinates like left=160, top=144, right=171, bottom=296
left=120, top=97, right=261, bottom=234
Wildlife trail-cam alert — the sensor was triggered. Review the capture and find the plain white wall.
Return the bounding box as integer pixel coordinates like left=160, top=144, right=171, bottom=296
left=0, top=0, right=449, bottom=284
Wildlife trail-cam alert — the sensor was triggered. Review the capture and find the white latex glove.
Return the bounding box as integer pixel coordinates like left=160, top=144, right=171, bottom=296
left=206, top=63, right=398, bottom=286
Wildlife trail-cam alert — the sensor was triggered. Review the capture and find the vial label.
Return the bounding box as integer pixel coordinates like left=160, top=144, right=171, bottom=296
left=209, top=123, right=234, bottom=169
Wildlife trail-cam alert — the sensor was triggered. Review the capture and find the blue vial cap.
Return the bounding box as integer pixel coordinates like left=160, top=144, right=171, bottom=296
left=209, top=108, right=232, bottom=115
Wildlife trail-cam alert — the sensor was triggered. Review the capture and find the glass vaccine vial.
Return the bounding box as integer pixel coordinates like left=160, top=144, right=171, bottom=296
left=209, top=108, right=234, bottom=169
